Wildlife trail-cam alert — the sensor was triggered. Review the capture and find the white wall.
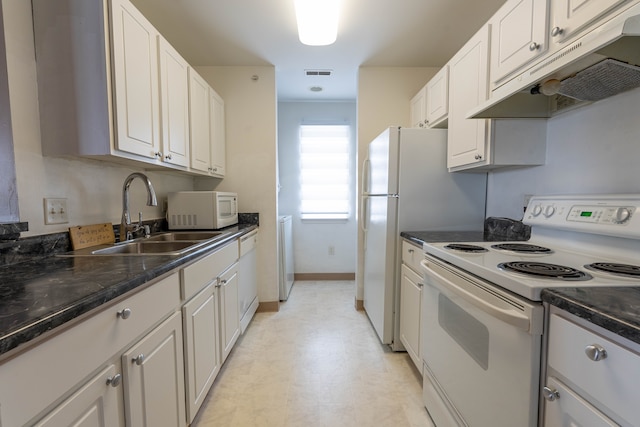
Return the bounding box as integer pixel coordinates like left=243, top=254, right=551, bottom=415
left=278, top=101, right=357, bottom=274
left=486, top=87, right=640, bottom=219
left=194, top=66, right=279, bottom=304
left=356, top=67, right=439, bottom=300
left=4, top=0, right=194, bottom=238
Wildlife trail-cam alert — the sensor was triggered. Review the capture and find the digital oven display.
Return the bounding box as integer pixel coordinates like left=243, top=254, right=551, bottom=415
left=580, top=211, right=593, bottom=217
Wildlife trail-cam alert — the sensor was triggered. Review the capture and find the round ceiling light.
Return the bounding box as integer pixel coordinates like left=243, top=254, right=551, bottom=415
left=310, top=86, right=323, bottom=92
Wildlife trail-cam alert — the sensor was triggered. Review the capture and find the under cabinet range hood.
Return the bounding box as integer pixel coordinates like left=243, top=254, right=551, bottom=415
left=470, top=3, right=640, bottom=119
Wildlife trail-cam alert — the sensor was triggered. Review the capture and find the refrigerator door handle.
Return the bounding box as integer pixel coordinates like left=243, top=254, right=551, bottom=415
left=361, top=196, right=369, bottom=233
left=361, top=159, right=370, bottom=195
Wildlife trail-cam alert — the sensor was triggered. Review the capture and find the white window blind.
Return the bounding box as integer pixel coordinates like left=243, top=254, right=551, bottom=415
left=299, top=125, right=351, bottom=220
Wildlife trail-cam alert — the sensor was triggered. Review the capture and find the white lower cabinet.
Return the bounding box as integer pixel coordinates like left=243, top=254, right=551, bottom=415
left=182, top=282, right=220, bottom=423
left=399, top=240, right=423, bottom=371
left=180, top=240, right=239, bottom=421
left=122, top=311, right=186, bottom=427
left=238, top=229, right=259, bottom=334
left=34, top=364, right=124, bottom=427
left=219, top=264, right=240, bottom=364
left=544, top=308, right=640, bottom=426
left=0, top=234, right=255, bottom=427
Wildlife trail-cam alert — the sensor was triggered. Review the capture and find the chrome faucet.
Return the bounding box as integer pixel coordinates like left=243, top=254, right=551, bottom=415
left=120, top=172, right=157, bottom=241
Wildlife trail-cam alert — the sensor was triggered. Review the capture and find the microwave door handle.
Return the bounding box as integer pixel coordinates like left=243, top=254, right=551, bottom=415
left=421, top=260, right=531, bottom=332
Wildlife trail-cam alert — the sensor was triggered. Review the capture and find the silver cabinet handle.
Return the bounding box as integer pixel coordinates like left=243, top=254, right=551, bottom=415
left=474, top=154, right=483, bottom=160
left=585, top=344, right=607, bottom=361
left=529, top=42, right=540, bottom=51
left=542, top=386, right=560, bottom=401
left=117, top=308, right=132, bottom=319
left=408, top=249, right=414, bottom=254
left=164, top=154, right=172, bottom=160
left=132, top=354, right=145, bottom=366
left=106, top=374, right=122, bottom=387
left=155, top=151, right=162, bottom=158
left=551, top=26, right=564, bottom=37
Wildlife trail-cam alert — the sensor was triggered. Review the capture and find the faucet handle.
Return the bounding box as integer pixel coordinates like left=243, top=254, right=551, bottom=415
left=138, top=212, right=143, bottom=225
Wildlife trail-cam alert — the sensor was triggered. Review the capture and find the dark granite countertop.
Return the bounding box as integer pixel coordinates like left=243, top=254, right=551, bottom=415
left=0, top=224, right=256, bottom=358
left=401, top=230, right=486, bottom=246
left=542, top=287, right=640, bottom=346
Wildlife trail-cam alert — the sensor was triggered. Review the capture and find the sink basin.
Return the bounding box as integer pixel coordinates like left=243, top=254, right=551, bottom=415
left=91, top=241, right=198, bottom=255
left=146, top=231, right=224, bottom=242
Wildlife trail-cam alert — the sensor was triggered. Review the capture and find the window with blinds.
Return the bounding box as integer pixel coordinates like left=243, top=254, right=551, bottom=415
left=299, top=124, right=351, bottom=220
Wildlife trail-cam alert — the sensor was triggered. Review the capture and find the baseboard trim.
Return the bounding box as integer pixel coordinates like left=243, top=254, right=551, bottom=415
left=294, top=273, right=355, bottom=281
left=355, top=298, right=364, bottom=311
left=257, top=301, right=279, bottom=312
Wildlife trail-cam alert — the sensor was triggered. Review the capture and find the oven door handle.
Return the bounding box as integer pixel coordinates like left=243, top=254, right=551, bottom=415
left=421, top=259, right=531, bottom=332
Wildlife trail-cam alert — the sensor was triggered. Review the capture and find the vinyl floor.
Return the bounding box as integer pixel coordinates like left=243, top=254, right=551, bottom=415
left=192, top=280, right=434, bottom=427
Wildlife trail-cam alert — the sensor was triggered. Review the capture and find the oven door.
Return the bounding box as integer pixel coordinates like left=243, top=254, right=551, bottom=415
left=421, top=255, right=543, bottom=427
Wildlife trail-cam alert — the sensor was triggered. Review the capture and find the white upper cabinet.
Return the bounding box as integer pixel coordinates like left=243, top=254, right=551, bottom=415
left=425, top=65, right=449, bottom=128
left=110, top=0, right=161, bottom=160
left=33, top=0, right=225, bottom=177
left=490, top=0, right=550, bottom=85
left=189, top=69, right=226, bottom=177
left=447, top=25, right=490, bottom=169
left=189, top=69, right=212, bottom=174
left=550, top=0, right=629, bottom=44
left=410, top=85, right=428, bottom=128
left=158, top=37, right=190, bottom=168
left=209, top=89, right=226, bottom=177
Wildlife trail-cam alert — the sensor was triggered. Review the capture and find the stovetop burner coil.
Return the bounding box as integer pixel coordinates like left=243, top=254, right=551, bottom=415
left=498, top=261, right=592, bottom=281
left=443, top=243, right=488, bottom=253
left=491, top=243, right=553, bottom=254
left=584, top=262, right=640, bottom=278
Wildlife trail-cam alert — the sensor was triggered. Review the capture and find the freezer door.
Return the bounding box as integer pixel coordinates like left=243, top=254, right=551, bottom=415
left=368, top=127, right=399, bottom=195
left=363, top=194, right=398, bottom=344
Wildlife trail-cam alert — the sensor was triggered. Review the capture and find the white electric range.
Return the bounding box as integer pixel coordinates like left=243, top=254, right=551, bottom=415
left=420, top=194, right=640, bottom=427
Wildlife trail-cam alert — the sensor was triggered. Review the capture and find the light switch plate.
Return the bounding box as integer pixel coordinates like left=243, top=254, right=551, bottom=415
left=44, top=198, right=69, bottom=224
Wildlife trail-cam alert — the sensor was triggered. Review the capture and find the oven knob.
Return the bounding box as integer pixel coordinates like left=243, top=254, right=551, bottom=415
left=530, top=204, right=542, bottom=217
left=614, top=207, right=632, bottom=224
left=543, top=205, right=556, bottom=218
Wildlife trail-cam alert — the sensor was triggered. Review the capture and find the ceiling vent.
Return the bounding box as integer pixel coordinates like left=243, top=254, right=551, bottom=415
left=305, top=69, right=332, bottom=76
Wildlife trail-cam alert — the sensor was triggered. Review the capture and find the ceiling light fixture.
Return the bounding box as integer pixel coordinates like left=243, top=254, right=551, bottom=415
left=294, top=0, right=341, bottom=46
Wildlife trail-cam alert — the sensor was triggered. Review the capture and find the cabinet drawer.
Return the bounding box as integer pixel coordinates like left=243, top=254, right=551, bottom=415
left=401, top=240, right=422, bottom=273
left=0, top=273, right=180, bottom=427
left=239, top=230, right=258, bottom=257
left=181, top=241, right=239, bottom=300
left=548, top=313, right=640, bottom=425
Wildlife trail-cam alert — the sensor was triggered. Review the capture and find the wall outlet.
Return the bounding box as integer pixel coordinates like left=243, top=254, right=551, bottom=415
left=328, top=245, right=335, bottom=256
left=44, top=198, right=69, bottom=224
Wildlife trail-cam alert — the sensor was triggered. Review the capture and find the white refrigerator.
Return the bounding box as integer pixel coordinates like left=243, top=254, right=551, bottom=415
left=361, top=127, right=486, bottom=349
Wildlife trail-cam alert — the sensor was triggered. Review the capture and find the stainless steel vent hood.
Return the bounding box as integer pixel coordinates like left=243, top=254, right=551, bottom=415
left=469, top=4, right=640, bottom=119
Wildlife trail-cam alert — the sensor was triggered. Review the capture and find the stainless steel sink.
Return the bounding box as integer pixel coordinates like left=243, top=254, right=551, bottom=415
left=91, top=241, right=198, bottom=255
left=145, top=231, right=224, bottom=242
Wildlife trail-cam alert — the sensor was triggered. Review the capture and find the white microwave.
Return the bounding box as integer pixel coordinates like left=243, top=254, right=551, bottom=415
left=167, top=191, right=238, bottom=230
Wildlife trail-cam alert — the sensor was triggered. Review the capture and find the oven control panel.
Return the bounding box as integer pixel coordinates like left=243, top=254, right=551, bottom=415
left=524, top=195, right=640, bottom=238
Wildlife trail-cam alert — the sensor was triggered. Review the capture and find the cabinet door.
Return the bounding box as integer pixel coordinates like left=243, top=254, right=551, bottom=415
left=219, top=264, right=240, bottom=363
left=209, top=88, right=226, bottom=176
left=425, top=66, right=449, bottom=127
left=122, top=312, right=186, bottom=427
left=110, top=0, right=161, bottom=159
left=543, top=377, right=618, bottom=427
left=447, top=25, right=490, bottom=169
left=491, top=0, right=549, bottom=84
left=400, top=264, right=422, bottom=371
left=34, top=365, right=124, bottom=427
left=551, top=0, right=628, bottom=44
left=410, top=86, right=427, bottom=128
left=189, top=69, right=212, bottom=173
left=159, top=37, right=189, bottom=167
left=183, top=282, right=221, bottom=423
